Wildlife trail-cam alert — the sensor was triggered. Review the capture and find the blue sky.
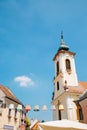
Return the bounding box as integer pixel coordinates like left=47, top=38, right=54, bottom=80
left=0, top=0, right=87, bottom=121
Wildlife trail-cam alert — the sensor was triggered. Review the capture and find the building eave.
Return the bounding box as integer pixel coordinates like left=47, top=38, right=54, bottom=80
left=53, top=50, right=75, bottom=61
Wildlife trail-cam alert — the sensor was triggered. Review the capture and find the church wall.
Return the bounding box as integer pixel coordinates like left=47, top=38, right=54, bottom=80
left=59, top=54, right=78, bottom=87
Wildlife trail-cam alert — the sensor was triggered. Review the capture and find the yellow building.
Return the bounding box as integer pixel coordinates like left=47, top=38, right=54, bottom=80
left=0, top=84, right=26, bottom=130
left=75, top=90, right=87, bottom=123
left=52, top=33, right=87, bottom=123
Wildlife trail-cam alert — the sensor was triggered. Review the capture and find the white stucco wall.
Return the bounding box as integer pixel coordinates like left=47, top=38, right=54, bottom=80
left=53, top=50, right=79, bottom=121
left=54, top=53, right=78, bottom=87
left=0, top=107, right=24, bottom=130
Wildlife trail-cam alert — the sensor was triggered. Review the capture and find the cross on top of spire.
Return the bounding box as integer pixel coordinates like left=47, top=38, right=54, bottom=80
left=61, top=31, right=63, bottom=40
left=61, top=31, right=65, bottom=45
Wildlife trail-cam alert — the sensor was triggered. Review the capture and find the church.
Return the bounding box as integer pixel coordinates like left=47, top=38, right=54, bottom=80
left=52, top=32, right=87, bottom=123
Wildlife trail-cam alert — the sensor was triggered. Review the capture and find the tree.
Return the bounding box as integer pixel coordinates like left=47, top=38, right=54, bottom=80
left=25, top=117, right=31, bottom=130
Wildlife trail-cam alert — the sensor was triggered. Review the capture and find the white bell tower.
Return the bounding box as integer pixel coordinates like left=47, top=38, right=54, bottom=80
left=52, top=32, right=79, bottom=120
left=53, top=33, right=78, bottom=97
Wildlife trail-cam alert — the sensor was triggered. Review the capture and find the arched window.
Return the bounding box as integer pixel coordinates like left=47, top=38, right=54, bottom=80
left=65, top=59, right=71, bottom=71
left=56, top=61, right=59, bottom=75
left=76, top=104, right=83, bottom=121
left=57, top=82, right=59, bottom=91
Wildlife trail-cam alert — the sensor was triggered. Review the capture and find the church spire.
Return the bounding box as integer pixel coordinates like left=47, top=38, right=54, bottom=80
left=58, top=32, right=69, bottom=51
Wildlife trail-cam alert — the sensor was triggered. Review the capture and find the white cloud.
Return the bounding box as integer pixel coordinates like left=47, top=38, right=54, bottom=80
left=14, top=75, right=35, bottom=87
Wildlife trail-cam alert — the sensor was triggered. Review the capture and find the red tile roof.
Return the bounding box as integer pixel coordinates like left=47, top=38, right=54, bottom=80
left=79, top=81, right=87, bottom=90
left=0, top=84, right=23, bottom=105
left=67, top=81, right=87, bottom=94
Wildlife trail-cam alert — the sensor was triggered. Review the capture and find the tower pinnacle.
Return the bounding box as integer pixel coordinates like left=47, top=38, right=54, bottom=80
left=61, top=31, right=63, bottom=39
left=61, top=31, right=65, bottom=45
left=58, top=32, right=69, bottom=51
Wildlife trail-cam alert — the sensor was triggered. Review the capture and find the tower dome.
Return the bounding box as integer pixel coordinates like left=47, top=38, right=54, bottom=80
left=58, top=32, right=69, bottom=51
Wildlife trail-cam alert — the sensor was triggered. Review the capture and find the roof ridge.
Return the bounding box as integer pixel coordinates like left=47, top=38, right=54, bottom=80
left=0, top=84, right=24, bottom=106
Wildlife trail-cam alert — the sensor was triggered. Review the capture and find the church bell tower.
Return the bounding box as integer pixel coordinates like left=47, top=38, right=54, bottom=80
left=52, top=32, right=79, bottom=120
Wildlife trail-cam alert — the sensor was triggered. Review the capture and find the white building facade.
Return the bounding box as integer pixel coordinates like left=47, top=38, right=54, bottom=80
left=0, top=85, right=26, bottom=130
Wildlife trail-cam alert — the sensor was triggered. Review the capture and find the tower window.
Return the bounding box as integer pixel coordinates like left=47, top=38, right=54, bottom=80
left=65, top=59, right=71, bottom=72
left=57, top=82, right=59, bottom=91
left=56, top=61, right=59, bottom=75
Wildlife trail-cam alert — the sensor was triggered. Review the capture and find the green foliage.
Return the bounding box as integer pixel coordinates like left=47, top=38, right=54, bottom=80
left=25, top=117, right=31, bottom=130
